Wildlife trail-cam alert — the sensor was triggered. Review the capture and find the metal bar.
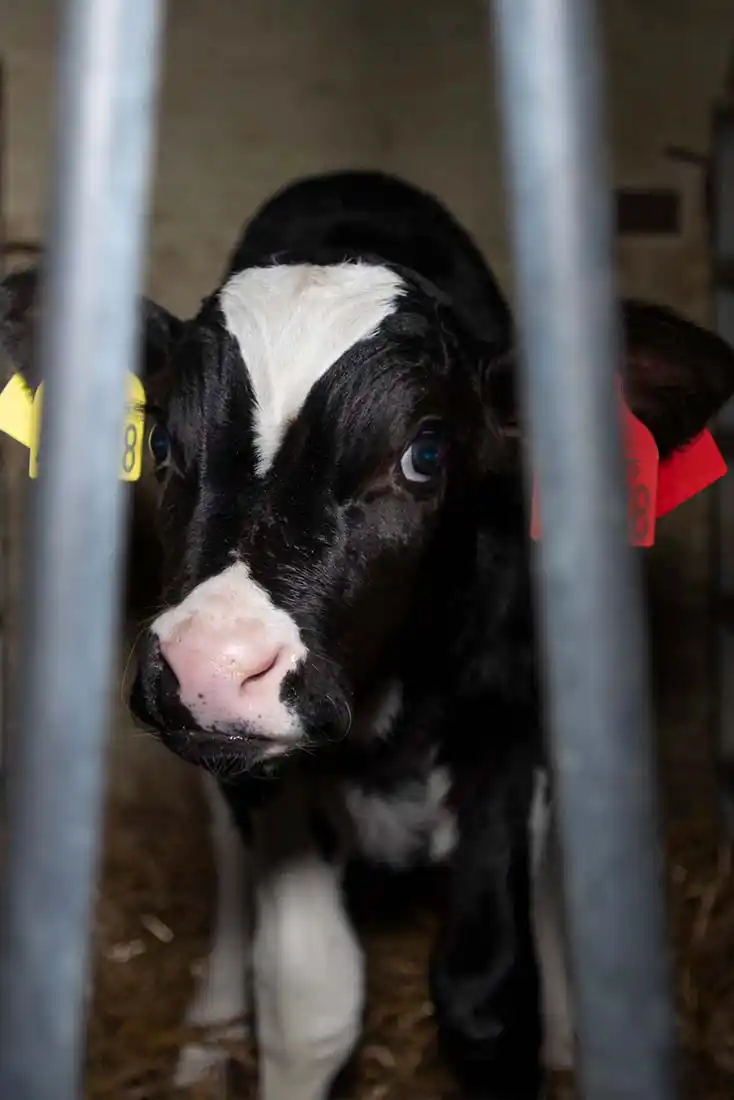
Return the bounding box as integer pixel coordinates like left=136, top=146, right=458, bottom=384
left=0, top=0, right=164, bottom=1097
left=490, top=3, right=677, bottom=1099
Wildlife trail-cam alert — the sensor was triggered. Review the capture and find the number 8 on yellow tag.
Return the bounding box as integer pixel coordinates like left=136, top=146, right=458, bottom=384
left=29, top=374, right=146, bottom=481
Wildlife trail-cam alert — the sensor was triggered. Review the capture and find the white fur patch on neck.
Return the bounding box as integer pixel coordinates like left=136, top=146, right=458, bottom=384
left=219, top=262, right=404, bottom=474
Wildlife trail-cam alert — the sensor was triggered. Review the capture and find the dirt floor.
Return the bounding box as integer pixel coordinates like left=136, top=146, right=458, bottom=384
left=77, top=501, right=734, bottom=1100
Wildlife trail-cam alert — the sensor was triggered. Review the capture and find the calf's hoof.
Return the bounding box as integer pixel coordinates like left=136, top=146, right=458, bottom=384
left=173, top=1020, right=249, bottom=1088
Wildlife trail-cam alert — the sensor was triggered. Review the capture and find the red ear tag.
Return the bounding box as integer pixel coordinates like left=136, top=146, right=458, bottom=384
left=655, top=429, right=727, bottom=518
left=530, top=380, right=659, bottom=547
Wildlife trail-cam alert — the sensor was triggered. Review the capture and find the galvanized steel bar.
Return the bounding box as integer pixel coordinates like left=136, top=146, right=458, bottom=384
left=490, top=3, right=677, bottom=1099
left=0, top=0, right=164, bottom=1097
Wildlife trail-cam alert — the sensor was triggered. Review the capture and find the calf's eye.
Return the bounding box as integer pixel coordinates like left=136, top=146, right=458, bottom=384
left=400, top=422, right=447, bottom=485
left=148, top=422, right=171, bottom=470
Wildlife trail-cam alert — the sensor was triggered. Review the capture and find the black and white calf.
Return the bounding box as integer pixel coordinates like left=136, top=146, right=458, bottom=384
left=4, top=170, right=734, bottom=1100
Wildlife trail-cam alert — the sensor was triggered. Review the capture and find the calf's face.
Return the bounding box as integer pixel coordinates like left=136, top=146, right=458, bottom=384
left=131, top=261, right=501, bottom=771
left=130, top=270, right=734, bottom=774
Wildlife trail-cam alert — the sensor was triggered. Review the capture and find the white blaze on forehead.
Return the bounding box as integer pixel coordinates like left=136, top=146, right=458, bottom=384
left=219, top=261, right=404, bottom=474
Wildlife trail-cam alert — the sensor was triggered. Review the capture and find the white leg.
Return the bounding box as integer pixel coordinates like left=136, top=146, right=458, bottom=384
left=530, top=774, right=575, bottom=1072
left=253, top=781, right=364, bottom=1100
left=175, top=773, right=252, bottom=1088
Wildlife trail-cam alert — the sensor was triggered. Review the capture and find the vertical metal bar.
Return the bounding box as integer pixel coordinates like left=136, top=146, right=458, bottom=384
left=0, top=1, right=164, bottom=1097
left=490, top=3, right=677, bottom=1099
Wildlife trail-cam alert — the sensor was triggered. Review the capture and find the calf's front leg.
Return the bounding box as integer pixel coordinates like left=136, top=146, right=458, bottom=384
left=252, top=781, right=364, bottom=1100
left=175, top=773, right=252, bottom=1088
left=531, top=795, right=574, bottom=1074
left=430, top=748, right=542, bottom=1100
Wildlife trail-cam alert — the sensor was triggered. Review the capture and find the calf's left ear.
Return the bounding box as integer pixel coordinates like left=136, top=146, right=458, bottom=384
left=0, top=269, right=40, bottom=388
left=482, top=300, right=734, bottom=459
left=0, top=266, right=184, bottom=392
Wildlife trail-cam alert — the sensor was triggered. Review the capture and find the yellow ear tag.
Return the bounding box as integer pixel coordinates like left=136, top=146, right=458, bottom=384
left=121, top=373, right=146, bottom=482
left=27, top=372, right=146, bottom=481
left=0, top=373, right=34, bottom=448
left=28, top=382, right=42, bottom=478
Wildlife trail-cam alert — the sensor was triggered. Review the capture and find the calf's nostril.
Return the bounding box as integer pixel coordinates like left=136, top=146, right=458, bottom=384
left=239, top=647, right=282, bottom=690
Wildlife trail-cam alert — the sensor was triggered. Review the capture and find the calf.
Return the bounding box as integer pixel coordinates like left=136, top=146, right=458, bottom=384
left=4, top=170, right=734, bottom=1100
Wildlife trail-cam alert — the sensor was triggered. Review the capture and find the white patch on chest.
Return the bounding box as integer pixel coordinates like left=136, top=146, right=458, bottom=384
left=351, top=678, right=404, bottom=741
left=344, top=765, right=457, bottom=869
left=219, top=262, right=404, bottom=474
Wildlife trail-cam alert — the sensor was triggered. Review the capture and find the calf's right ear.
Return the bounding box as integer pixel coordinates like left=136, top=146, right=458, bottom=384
left=481, top=301, right=734, bottom=460
left=620, top=300, right=734, bottom=458
left=0, top=266, right=184, bottom=392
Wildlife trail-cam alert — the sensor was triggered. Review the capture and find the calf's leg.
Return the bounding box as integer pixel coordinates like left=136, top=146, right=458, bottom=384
left=430, top=747, right=542, bottom=1100
left=252, top=780, right=364, bottom=1100
left=175, top=774, right=252, bottom=1087
left=530, top=790, right=574, bottom=1073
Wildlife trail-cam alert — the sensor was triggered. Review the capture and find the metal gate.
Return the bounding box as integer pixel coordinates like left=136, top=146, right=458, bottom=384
left=0, top=2, right=688, bottom=1099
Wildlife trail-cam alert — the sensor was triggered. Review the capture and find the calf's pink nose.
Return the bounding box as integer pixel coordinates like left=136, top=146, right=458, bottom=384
left=159, top=617, right=286, bottom=728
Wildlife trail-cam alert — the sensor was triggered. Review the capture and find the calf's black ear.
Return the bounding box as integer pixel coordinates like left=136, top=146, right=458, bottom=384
left=621, top=299, right=734, bottom=458
left=0, top=266, right=184, bottom=392
left=482, top=300, right=734, bottom=460
left=138, top=294, right=186, bottom=379
left=0, top=268, right=40, bottom=389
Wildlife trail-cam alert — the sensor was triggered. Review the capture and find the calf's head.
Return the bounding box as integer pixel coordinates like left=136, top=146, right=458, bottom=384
left=131, top=260, right=505, bottom=770
left=128, top=260, right=734, bottom=775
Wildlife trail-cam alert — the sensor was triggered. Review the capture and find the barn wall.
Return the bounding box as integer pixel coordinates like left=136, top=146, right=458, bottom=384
left=4, top=0, right=733, bottom=314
